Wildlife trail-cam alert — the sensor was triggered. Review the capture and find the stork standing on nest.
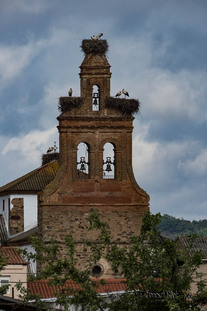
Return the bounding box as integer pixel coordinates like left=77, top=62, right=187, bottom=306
left=97, top=33, right=103, bottom=39
left=122, top=89, right=129, bottom=97
left=68, top=88, right=72, bottom=97
left=91, top=33, right=103, bottom=40
left=47, top=147, right=54, bottom=153
left=115, top=91, right=121, bottom=97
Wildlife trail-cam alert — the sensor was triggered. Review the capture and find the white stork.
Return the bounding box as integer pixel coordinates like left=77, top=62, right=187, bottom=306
left=91, top=33, right=103, bottom=40
left=115, top=91, right=121, bottom=97
left=47, top=147, right=54, bottom=153
left=97, top=33, right=103, bottom=39
left=122, top=89, right=129, bottom=97
left=68, top=88, right=72, bottom=97
left=91, top=35, right=98, bottom=40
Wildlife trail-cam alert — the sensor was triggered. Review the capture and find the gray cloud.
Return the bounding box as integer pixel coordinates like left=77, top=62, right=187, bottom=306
left=0, top=0, right=207, bottom=220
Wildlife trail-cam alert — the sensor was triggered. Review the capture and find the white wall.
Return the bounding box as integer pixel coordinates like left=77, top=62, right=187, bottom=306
left=0, top=194, right=38, bottom=237
left=20, top=244, right=36, bottom=274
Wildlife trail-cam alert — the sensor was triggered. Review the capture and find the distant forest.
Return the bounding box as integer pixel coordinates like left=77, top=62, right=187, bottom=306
left=158, top=214, right=207, bottom=240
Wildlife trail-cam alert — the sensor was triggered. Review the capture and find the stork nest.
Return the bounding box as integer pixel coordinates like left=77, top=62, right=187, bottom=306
left=42, top=153, right=59, bottom=166
left=58, top=97, right=83, bottom=113
left=105, top=97, right=140, bottom=115
left=81, top=39, right=108, bottom=55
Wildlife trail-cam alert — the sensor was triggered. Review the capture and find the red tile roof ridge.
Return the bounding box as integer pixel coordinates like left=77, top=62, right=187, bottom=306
left=28, top=278, right=127, bottom=299
left=0, top=160, right=59, bottom=193
left=28, top=278, right=126, bottom=283
left=0, top=246, right=27, bottom=265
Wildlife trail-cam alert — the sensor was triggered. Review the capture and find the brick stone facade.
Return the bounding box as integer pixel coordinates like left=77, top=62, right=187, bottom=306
left=9, top=198, right=24, bottom=235
left=39, top=41, right=150, bottom=277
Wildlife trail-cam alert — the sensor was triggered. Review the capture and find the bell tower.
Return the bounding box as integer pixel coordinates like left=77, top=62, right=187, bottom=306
left=39, top=38, right=150, bottom=278
left=80, top=51, right=111, bottom=112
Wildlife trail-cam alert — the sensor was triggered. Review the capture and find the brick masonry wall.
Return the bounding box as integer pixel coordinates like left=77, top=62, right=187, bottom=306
left=39, top=207, right=145, bottom=243
left=38, top=50, right=150, bottom=277
left=38, top=205, right=147, bottom=277
left=9, top=198, right=24, bottom=235
left=39, top=120, right=149, bottom=277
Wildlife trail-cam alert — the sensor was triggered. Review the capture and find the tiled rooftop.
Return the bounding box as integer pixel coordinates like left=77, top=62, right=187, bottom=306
left=177, top=236, right=207, bottom=258
left=0, top=247, right=27, bottom=265
left=0, top=160, right=59, bottom=194
left=28, top=279, right=126, bottom=299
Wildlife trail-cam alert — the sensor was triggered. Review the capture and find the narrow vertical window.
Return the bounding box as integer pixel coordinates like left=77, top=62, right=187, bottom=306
left=103, top=143, right=115, bottom=179
left=3, top=200, right=5, bottom=212
left=92, top=85, right=100, bottom=111
left=77, top=142, right=89, bottom=179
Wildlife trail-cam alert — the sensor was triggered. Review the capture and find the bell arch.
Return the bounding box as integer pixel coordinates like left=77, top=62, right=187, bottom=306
left=103, top=142, right=115, bottom=179
left=92, top=85, right=100, bottom=111
left=77, top=142, right=89, bottom=179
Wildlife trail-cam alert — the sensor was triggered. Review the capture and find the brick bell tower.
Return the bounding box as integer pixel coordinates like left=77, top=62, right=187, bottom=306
left=39, top=38, right=150, bottom=278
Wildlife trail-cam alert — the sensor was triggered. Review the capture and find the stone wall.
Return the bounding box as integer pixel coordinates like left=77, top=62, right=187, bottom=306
left=9, top=198, right=24, bottom=235
left=38, top=205, right=146, bottom=277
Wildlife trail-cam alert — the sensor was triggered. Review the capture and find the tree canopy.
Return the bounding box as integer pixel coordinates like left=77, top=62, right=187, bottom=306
left=19, top=211, right=207, bottom=310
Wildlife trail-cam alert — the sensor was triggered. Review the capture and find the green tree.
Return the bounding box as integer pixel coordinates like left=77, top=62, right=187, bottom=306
left=19, top=211, right=207, bottom=310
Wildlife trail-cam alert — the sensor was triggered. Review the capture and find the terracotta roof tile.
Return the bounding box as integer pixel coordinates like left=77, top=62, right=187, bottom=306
left=0, top=161, right=59, bottom=193
left=177, top=236, right=207, bottom=258
left=0, top=247, right=27, bottom=265
left=28, top=279, right=126, bottom=299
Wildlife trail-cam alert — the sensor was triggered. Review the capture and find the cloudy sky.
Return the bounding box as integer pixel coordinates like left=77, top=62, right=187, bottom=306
left=0, top=0, right=207, bottom=220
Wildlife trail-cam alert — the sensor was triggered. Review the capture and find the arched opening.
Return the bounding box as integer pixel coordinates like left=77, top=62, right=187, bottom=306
left=92, top=85, right=100, bottom=111
left=77, top=142, right=89, bottom=179
left=103, top=142, right=115, bottom=179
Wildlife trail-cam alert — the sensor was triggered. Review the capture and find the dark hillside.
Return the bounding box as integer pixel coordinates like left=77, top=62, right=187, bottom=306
left=159, top=214, right=207, bottom=239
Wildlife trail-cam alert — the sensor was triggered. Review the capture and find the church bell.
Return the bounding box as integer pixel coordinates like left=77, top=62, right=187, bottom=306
left=104, top=157, right=113, bottom=172
left=78, top=157, right=87, bottom=172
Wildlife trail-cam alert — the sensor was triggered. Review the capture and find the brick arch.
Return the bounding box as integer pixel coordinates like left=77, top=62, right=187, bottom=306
left=99, top=138, right=120, bottom=152
left=73, top=139, right=95, bottom=152
left=76, top=142, right=90, bottom=178
left=100, top=138, right=123, bottom=180
left=76, top=141, right=90, bottom=150
left=91, top=83, right=100, bottom=89
left=72, top=139, right=96, bottom=179
left=102, top=142, right=116, bottom=179
left=92, top=84, right=100, bottom=111
left=89, top=83, right=100, bottom=94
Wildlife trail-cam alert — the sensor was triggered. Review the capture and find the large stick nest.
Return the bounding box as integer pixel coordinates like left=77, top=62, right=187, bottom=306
left=42, top=153, right=59, bottom=166
left=58, top=97, right=83, bottom=113
left=105, top=97, right=140, bottom=115
left=81, top=39, right=108, bottom=55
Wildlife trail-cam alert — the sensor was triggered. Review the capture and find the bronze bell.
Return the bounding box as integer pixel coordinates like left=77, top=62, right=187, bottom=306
left=79, top=156, right=86, bottom=171
left=106, top=163, right=112, bottom=172
left=80, top=163, right=86, bottom=171
left=93, top=97, right=98, bottom=106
